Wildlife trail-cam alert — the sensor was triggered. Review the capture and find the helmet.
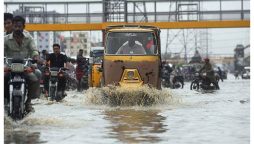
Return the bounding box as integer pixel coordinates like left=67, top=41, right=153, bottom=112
left=32, top=51, right=39, bottom=57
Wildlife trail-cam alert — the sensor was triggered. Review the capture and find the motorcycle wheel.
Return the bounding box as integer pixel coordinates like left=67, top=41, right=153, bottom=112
left=55, top=91, right=63, bottom=102
left=49, top=86, right=56, bottom=101
left=190, top=81, right=199, bottom=90
left=11, top=96, right=23, bottom=120
left=173, top=81, right=182, bottom=89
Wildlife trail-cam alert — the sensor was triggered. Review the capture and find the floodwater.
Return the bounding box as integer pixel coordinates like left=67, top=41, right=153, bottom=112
left=4, top=74, right=250, bottom=144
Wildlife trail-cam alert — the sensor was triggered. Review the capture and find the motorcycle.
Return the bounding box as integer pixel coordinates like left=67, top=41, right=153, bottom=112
left=4, top=58, right=33, bottom=120
left=190, top=72, right=219, bottom=91
left=45, top=67, right=68, bottom=101
left=76, top=65, right=89, bottom=91
left=80, top=70, right=89, bottom=90
left=66, top=71, right=78, bottom=91
left=171, top=75, right=184, bottom=89
left=161, top=68, right=171, bottom=88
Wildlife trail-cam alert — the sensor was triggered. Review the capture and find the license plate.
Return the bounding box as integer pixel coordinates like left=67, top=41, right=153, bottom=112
left=11, top=63, right=24, bottom=72
left=51, top=71, right=58, bottom=76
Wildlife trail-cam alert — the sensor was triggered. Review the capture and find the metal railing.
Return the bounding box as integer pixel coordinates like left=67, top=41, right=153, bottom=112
left=4, top=0, right=250, bottom=24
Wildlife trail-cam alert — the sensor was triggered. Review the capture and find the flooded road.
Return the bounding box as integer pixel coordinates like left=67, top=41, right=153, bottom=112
left=4, top=74, right=250, bottom=144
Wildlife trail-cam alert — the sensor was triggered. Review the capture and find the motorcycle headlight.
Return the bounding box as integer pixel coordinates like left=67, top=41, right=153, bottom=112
left=58, top=73, right=64, bottom=77
left=51, top=71, right=58, bottom=76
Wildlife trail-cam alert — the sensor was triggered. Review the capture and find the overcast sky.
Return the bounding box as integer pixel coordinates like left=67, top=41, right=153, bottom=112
left=4, top=0, right=250, bottom=57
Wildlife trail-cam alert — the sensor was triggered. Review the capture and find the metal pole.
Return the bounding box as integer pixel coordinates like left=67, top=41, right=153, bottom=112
left=176, top=1, right=178, bottom=21
left=220, top=0, right=222, bottom=20
left=66, top=3, right=68, bottom=24
left=195, top=32, right=197, bottom=51
left=206, top=28, right=208, bottom=58
left=154, top=1, right=157, bottom=22
left=124, top=0, right=127, bottom=22
left=103, top=0, right=106, bottom=22
left=133, top=2, right=135, bottom=22
left=241, top=0, right=244, bottom=19
left=45, top=3, right=47, bottom=23
left=183, top=30, right=187, bottom=63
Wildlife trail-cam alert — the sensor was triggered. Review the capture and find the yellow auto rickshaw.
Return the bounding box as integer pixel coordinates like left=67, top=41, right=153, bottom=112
left=89, top=47, right=104, bottom=87
left=101, top=25, right=162, bottom=89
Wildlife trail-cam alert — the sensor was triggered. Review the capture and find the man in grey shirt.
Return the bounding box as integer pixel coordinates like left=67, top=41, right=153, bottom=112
left=116, top=36, right=146, bottom=55
left=4, top=16, right=40, bottom=113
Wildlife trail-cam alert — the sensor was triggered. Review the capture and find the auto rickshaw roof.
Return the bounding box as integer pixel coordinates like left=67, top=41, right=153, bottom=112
left=107, top=28, right=154, bottom=33
left=106, top=25, right=159, bottom=33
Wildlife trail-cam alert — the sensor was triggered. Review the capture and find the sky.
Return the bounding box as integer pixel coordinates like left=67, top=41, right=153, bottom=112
left=160, top=28, right=250, bottom=57
left=4, top=0, right=250, bottom=57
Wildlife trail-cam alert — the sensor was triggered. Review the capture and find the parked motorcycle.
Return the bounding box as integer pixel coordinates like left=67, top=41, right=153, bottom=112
left=190, top=72, right=219, bottom=90
left=46, top=67, right=68, bottom=101
left=4, top=58, right=33, bottom=120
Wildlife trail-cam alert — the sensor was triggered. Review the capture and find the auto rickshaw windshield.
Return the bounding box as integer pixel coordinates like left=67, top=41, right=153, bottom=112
left=105, top=32, right=158, bottom=55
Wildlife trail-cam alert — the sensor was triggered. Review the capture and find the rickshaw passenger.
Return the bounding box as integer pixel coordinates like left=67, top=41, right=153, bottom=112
left=116, top=36, right=146, bottom=55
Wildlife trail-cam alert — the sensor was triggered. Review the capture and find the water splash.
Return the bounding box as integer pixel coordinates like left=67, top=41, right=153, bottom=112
left=84, top=85, right=177, bottom=106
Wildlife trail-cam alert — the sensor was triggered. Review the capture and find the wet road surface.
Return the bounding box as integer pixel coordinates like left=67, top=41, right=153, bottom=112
left=4, top=74, right=250, bottom=144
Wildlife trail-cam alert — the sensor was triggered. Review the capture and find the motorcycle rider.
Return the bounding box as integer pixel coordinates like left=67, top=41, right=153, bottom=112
left=40, top=50, right=49, bottom=64
left=76, top=49, right=88, bottom=91
left=4, top=13, right=13, bottom=35
left=4, top=13, right=32, bottom=37
left=31, top=51, right=43, bottom=96
left=171, top=66, right=184, bottom=88
left=161, top=61, right=173, bottom=87
left=4, top=15, right=40, bottom=112
left=217, top=67, right=224, bottom=82
left=199, top=58, right=220, bottom=89
left=45, top=43, right=68, bottom=98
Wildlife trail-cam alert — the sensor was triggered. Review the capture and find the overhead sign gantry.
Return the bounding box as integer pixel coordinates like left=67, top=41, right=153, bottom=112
left=4, top=0, right=250, bottom=31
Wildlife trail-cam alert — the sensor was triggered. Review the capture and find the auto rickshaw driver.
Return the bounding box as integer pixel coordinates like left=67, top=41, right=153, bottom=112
left=116, top=35, right=146, bottom=55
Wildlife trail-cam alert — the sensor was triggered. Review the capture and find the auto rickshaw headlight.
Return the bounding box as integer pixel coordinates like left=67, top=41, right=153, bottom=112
left=127, top=71, right=135, bottom=80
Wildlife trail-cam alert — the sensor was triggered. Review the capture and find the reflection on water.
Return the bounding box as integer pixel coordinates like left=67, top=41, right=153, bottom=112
left=4, top=113, right=46, bottom=144
left=104, top=109, right=167, bottom=143
left=4, top=129, right=45, bottom=144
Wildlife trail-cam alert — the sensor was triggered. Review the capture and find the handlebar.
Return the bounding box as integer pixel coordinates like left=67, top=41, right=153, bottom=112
left=49, top=67, right=69, bottom=72
left=4, top=57, right=34, bottom=67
